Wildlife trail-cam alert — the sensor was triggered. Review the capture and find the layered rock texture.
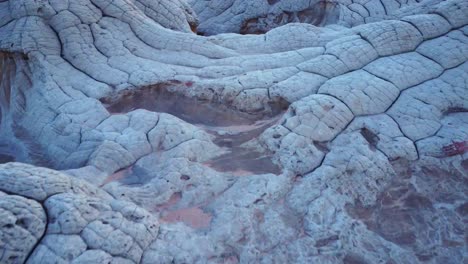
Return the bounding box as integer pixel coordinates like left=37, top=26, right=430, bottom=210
left=0, top=0, right=467, bottom=263
left=190, top=0, right=462, bottom=35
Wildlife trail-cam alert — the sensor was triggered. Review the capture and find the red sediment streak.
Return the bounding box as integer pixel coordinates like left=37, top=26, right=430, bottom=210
left=156, top=192, right=212, bottom=229
left=161, top=207, right=212, bottom=229
left=185, top=81, right=194, bottom=87
left=442, top=141, right=468, bottom=156
left=101, top=166, right=133, bottom=186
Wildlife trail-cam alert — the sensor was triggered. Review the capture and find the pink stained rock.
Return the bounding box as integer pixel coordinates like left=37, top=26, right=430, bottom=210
left=442, top=141, right=468, bottom=156
left=224, top=256, right=239, bottom=264
left=156, top=192, right=182, bottom=211
left=101, top=166, right=133, bottom=186
left=161, top=207, right=212, bottom=229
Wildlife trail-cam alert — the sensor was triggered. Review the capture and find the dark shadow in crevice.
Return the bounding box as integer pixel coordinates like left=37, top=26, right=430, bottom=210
left=0, top=153, right=14, bottom=164
left=444, top=107, right=467, bottom=115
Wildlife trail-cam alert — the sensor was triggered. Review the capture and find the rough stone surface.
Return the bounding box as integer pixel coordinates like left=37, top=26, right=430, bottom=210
left=0, top=0, right=467, bottom=263
left=0, top=163, right=159, bottom=264
left=0, top=192, right=46, bottom=264
left=189, top=0, right=466, bottom=35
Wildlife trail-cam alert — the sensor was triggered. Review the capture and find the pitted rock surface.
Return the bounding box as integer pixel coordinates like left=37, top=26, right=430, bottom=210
left=0, top=0, right=467, bottom=263
left=0, top=163, right=159, bottom=264
left=0, top=192, right=46, bottom=264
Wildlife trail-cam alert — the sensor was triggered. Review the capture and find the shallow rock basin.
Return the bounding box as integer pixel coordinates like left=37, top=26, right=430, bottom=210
left=102, top=84, right=285, bottom=127
left=102, top=85, right=285, bottom=177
